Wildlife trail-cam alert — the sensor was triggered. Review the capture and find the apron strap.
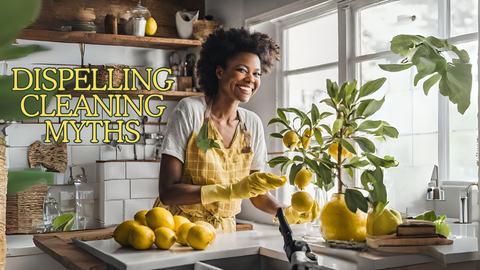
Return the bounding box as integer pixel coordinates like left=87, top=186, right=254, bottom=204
left=203, top=96, right=251, bottom=153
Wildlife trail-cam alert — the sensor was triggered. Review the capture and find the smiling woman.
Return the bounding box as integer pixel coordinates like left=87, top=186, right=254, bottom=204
left=149, top=27, right=317, bottom=234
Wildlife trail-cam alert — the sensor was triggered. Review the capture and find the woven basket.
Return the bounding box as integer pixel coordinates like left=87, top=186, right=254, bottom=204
left=86, top=64, right=129, bottom=89
left=6, top=184, right=47, bottom=234
left=193, top=20, right=222, bottom=41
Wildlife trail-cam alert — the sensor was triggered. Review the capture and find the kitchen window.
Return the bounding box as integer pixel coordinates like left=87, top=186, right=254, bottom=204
left=272, top=0, right=478, bottom=189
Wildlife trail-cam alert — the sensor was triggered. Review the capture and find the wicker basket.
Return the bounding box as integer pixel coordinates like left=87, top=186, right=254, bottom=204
left=86, top=64, right=129, bottom=89
left=193, top=20, right=222, bottom=41
left=6, top=184, right=47, bottom=234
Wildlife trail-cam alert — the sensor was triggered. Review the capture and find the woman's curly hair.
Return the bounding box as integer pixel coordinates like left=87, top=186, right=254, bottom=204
left=196, top=27, right=280, bottom=97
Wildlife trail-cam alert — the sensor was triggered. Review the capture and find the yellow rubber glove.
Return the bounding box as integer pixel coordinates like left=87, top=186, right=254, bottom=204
left=201, top=173, right=287, bottom=204
left=283, top=201, right=320, bottom=225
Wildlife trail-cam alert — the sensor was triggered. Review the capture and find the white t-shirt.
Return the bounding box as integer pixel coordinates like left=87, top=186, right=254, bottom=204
left=160, top=95, right=267, bottom=171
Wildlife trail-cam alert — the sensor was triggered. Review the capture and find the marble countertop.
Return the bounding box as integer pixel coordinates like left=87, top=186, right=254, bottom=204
left=72, top=221, right=480, bottom=270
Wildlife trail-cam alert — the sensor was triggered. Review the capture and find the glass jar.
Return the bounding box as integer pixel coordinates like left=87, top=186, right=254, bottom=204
left=303, top=186, right=328, bottom=241
left=43, top=186, right=60, bottom=226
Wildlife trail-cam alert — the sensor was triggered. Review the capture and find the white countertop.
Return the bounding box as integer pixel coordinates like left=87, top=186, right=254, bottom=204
left=72, top=222, right=480, bottom=270
left=6, top=235, right=43, bottom=257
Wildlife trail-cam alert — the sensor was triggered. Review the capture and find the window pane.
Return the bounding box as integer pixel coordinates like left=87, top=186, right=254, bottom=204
left=287, top=69, right=338, bottom=114
left=286, top=13, right=338, bottom=70
left=450, top=130, right=477, bottom=181
left=451, top=0, right=478, bottom=36
left=357, top=0, right=439, bottom=55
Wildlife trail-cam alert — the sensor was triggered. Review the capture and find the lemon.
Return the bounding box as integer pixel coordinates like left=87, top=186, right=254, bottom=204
left=173, top=215, right=191, bottom=232
left=113, top=220, right=140, bottom=247
left=328, top=142, right=354, bottom=162
left=187, top=225, right=214, bottom=250
left=367, top=208, right=402, bottom=236
left=283, top=131, right=299, bottom=150
left=194, top=221, right=217, bottom=244
left=128, top=225, right=156, bottom=250
left=320, top=193, right=367, bottom=242
left=134, top=210, right=148, bottom=226
left=294, top=169, right=312, bottom=190
left=146, top=207, right=175, bottom=231
left=291, top=191, right=314, bottom=213
left=176, top=222, right=196, bottom=246
left=154, top=227, right=177, bottom=249
left=145, top=17, right=157, bottom=36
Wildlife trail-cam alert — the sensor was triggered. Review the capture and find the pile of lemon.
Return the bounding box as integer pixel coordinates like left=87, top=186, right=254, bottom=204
left=113, top=207, right=216, bottom=250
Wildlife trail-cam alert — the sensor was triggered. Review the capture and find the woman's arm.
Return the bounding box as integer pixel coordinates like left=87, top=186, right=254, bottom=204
left=158, top=154, right=202, bottom=205
left=249, top=170, right=288, bottom=215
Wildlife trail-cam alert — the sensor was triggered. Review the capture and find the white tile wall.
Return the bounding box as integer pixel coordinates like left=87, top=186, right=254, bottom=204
left=104, top=162, right=126, bottom=180
left=71, top=145, right=100, bottom=164
left=104, top=200, right=124, bottom=225
left=105, top=180, right=130, bottom=200
left=130, top=179, right=158, bottom=199
left=126, top=162, right=160, bottom=179
left=6, top=124, right=45, bottom=147
left=100, top=145, right=117, bottom=161
left=8, top=147, right=29, bottom=168
left=124, top=199, right=157, bottom=221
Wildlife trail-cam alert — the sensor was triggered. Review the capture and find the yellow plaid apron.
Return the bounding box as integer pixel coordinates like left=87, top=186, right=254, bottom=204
left=154, top=98, right=253, bottom=233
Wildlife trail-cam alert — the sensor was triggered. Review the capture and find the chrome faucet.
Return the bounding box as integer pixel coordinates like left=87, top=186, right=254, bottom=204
left=459, top=182, right=479, bottom=223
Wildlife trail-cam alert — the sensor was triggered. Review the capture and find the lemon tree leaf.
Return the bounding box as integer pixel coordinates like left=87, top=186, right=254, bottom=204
left=268, top=133, right=283, bottom=139
left=319, top=112, right=334, bottom=120
left=268, top=156, right=290, bottom=168
left=314, top=127, right=323, bottom=145
left=311, top=103, right=320, bottom=124
left=293, top=155, right=304, bottom=162
left=320, top=124, right=332, bottom=135
left=382, top=126, right=399, bottom=138
left=339, top=138, right=356, bottom=155
left=343, top=167, right=354, bottom=179
left=353, top=137, right=376, bottom=153
left=332, top=119, right=343, bottom=135
left=358, top=78, right=386, bottom=99
left=280, top=160, right=294, bottom=175
left=277, top=108, right=287, bottom=121
left=356, top=120, right=382, bottom=131
left=267, top=118, right=289, bottom=127
left=345, top=189, right=368, bottom=213
left=357, top=96, right=385, bottom=118
left=365, top=153, right=398, bottom=168
left=289, top=163, right=303, bottom=185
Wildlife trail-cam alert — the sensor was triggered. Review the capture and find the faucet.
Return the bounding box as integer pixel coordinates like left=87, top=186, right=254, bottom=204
left=459, top=182, right=479, bottom=223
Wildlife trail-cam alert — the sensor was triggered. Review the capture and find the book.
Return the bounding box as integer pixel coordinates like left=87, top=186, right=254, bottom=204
left=396, top=220, right=436, bottom=237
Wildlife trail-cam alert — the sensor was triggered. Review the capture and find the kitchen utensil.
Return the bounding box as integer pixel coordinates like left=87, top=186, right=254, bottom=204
left=175, top=10, right=199, bottom=39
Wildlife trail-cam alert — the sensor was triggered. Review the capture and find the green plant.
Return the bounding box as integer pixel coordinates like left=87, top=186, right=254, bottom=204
left=0, top=0, right=58, bottom=144
left=268, top=34, right=472, bottom=216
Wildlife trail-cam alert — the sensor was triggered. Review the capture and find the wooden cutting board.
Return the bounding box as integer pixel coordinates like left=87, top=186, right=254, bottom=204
left=367, top=234, right=453, bottom=249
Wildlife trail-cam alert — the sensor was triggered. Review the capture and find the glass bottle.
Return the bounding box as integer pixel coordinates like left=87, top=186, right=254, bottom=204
left=71, top=168, right=94, bottom=230
left=303, top=186, right=328, bottom=242
left=43, top=186, right=60, bottom=226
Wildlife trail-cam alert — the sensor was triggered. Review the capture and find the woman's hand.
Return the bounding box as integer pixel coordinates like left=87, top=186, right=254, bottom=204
left=201, top=172, right=287, bottom=204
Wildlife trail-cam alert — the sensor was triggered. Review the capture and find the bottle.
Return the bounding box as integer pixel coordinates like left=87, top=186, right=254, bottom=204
left=43, top=186, right=60, bottom=226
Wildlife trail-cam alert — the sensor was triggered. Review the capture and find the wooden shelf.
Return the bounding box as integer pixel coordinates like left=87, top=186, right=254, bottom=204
left=57, top=89, right=203, bottom=100
left=18, top=29, right=202, bottom=50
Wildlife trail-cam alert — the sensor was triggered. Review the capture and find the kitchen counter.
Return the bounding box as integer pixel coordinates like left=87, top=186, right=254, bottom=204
left=66, top=222, right=480, bottom=270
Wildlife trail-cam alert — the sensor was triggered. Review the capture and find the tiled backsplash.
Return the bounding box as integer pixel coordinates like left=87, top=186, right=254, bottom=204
left=98, top=161, right=160, bottom=225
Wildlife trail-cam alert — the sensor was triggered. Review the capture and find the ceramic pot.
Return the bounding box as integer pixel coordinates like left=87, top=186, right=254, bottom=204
left=176, top=10, right=199, bottom=39
left=319, top=193, right=367, bottom=241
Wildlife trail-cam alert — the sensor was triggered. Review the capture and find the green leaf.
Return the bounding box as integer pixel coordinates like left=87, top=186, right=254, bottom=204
left=345, top=189, right=369, bottom=213
left=320, top=124, right=332, bottom=135
left=358, top=78, right=387, bottom=99
left=353, top=137, right=376, bottom=153
left=280, top=160, right=294, bottom=175
left=439, top=62, right=472, bottom=114
left=289, top=163, right=303, bottom=185
left=357, top=96, right=385, bottom=118
left=423, top=73, right=441, bottom=95
left=293, top=155, right=304, bottom=162
left=317, top=161, right=333, bottom=185
left=281, top=108, right=308, bottom=120
left=277, top=108, right=287, bottom=121
left=320, top=98, right=336, bottom=109
left=267, top=118, right=289, bottom=127
left=268, top=156, right=290, bottom=168
left=345, top=157, right=370, bottom=168
left=0, top=45, right=49, bottom=61
left=301, top=117, right=312, bottom=128
left=314, top=127, right=323, bottom=145
left=268, top=133, right=283, bottom=139
left=311, top=103, right=320, bottom=124
left=332, top=119, right=344, bottom=135
left=378, top=63, right=414, bottom=72
left=319, top=111, right=334, bottom=120
left=196, top=123, right=221, bottom=152
left=389, top=34, right=424, bottom=56
left=339, top=139, right=357, bottom=155
left=53, top=214, right=74, bottom=228
left=383, top=126, right=399, bottom=138
left=356, top=120, right=382, bottom=132
left=344, top=167, right=354, bottom=179
left=365, top=153, right=399, bottom=168
left=413, top=57, right=436, bottom=86
left=345, top=80, right=357, bottom=99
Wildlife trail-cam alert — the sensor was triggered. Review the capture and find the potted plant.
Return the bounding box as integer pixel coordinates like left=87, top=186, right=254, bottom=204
left=267, top=34, right=472, bottom=242
left=0, top=1, right=56, bottom=268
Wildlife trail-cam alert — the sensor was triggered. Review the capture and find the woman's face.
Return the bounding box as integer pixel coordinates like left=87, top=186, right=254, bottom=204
left=216, top=52, right=261, bottom=103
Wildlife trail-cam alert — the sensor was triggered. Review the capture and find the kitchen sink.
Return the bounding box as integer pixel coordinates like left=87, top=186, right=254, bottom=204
left=162, top=254, right=291, bottom=270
